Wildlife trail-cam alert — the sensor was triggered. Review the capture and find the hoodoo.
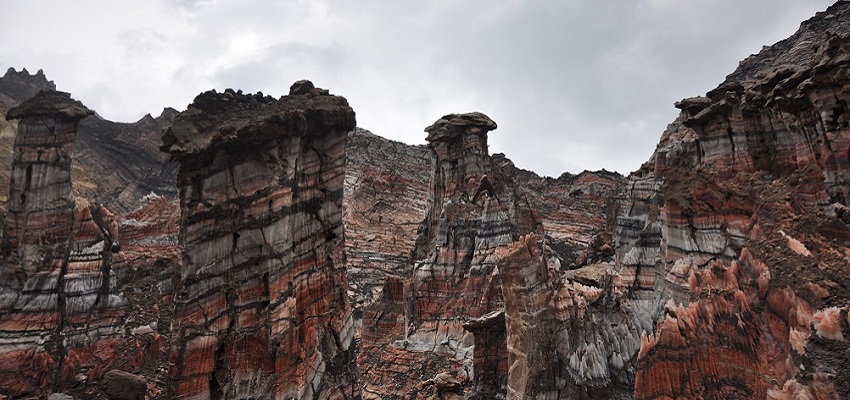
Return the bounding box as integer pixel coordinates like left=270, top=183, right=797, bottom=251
left=0, top=91, right=131, bottom=396
left=162, top=82, right=359, bottom=399
left=358, top=112, right=540, bottom=398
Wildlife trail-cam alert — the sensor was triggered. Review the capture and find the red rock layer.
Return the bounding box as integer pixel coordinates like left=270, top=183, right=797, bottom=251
left=630, top=5, right=850, bottom=398
left=0, top=92, right=161, bottom=398
left=516, top=167, right=625, bottom=269
left=163, top=82, right=358, bottom=400
left=358, top=112, right=540, bottom=398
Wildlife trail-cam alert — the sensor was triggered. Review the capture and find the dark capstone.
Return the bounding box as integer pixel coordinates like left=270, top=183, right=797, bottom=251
left=6, top=90, right=92, bottom=121
left=289, top=79, right=316, bottom=95
left=289, top=79, right=330, bottom=96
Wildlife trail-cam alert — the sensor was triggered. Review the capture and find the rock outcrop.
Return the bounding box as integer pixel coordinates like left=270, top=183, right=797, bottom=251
left=628, top=4, right=850, bottom=398
left=0, top=91, right=171, bottom=399
left=358, top=112, right=540, bottom=398
left=162, top=83, right=359, bottom=399
left=0, top=68, right=177, bottom=215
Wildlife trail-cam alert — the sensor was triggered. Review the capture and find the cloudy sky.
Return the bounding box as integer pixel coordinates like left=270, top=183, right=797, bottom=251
left=1, top=0, right=836, bottom=176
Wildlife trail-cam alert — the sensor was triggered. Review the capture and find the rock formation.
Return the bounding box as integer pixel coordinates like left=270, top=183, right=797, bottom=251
left=0, top=3, right=847, bottom=398
left=0, top=68, right=177, bottom=215
left=628, top=4, right=850, bottom=398
left=0, top=91, right=173, bottom=399
left=344, top=128, right=431, bottom=313
left=358, top=112, right=541, bottom=398
left=162, top=82, right=359, bottom=399
left=0, top=91, right=103, bottom=395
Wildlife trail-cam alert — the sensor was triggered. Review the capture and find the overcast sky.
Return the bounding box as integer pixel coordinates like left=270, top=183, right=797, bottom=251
left=1, top=0, right=836, bottom=176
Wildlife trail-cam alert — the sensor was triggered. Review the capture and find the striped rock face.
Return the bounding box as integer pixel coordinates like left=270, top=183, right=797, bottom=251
left=343, top=128, right=431, bottom=314
left=630, top=7, right=850, bottom=398
left=0, top=92, right=131, bottom=396
left=358, top=112, right=540, bottom=399
left=162, top=83, right=358, bottom=400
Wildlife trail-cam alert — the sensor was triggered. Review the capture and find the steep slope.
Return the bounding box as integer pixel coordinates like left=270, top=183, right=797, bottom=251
left=344, top=128, right=431, bottom=313
left=627, top=3, right=850, bottom=398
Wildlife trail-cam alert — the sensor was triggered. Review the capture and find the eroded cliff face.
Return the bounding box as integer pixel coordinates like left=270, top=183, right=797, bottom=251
left=628, top=4, right=850, bottom=397
left=0, top=92, right=175, bottom=399
left=344, top=128, right=431, bottom=313
left=476, top=4, right=850, bottom=399
left=357, top=112, right=541, bottom=399
left=162, top=82, right=359, bottom=399
left=0, top=4, right=847, bottom=399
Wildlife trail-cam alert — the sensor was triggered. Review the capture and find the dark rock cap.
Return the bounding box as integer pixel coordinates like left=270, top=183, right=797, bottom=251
left=161, top=81, right=355, bottom=158
left=6, top=90, right=93, bottom=121
left=424, top=112, right=497, bottom=143
left=289, top=79, right=330, bottom=96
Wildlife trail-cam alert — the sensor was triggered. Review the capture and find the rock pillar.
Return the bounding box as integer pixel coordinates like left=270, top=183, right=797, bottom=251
left=162, top=82, right=358, bottom=400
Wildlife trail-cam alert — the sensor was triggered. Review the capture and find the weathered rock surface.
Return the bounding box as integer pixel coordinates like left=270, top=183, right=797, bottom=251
left=629, top=4, right=850, bottom=398
left=0, top=91, right=104, bottom=396
left=163, top=84, right=359, bottom=399
left=0, top=68, right=177, bottom=215
left=0, top=91, right=175, bottom=399
left=358, top=112, right=540, bottom=398
left=344, top=128, right=431, bottom=313
left=516, top=168, right=625, bottom=269
left=0, top=3, right=847, bottom=398
left=100, top=369, right=147, bottom=400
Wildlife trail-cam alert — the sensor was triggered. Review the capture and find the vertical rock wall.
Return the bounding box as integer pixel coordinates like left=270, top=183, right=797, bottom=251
left=630, top=13, right=850, bottom=398
left=162, top=82, right=358, bottom=400
left=358, top=112, right=539, bottom=398
left=0, top=92, right=145, bottom=397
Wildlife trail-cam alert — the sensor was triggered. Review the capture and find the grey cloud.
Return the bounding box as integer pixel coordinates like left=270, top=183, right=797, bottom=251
left=1, top=0, right=836, bottom=176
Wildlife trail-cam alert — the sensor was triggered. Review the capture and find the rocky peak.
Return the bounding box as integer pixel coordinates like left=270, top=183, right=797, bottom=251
left=727, top=1, right=850, bottom=84
left=423, top=112, right=499, bottom=207
left=0, top=68, right=56, bottom=103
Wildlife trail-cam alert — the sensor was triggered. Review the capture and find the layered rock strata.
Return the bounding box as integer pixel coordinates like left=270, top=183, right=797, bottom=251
left=0, top=91, right=162, bottom=398
left=630, top=8, right=850, bottom=397
left=344, top=128, right=431, bottom=313
left=358, top=112, right=539, bottom=398
left=162, top=82, right=358, bottom=399
left=516, top=168, right=625, bottom=269
left=0, top=92, right=98, bottom=395
left=0, top=68, right=178, bottom=214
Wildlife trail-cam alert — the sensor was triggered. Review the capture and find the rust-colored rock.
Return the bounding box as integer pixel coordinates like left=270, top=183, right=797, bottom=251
left=163, top=84, right=358, bottom=399
left=0, top=91, right=173, bottom=399
left=358, top=112, right=540, bottom=398
left=629, top=4, right=850, bottom=398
